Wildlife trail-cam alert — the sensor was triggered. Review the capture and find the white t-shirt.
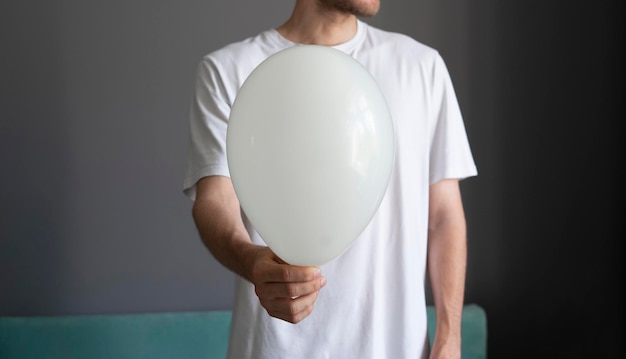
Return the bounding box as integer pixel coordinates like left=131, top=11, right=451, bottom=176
left=184, top=20, right=477, bottom=359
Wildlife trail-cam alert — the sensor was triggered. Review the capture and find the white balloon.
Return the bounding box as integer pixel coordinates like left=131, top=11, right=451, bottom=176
left=227, top=45, right=394, bottom=266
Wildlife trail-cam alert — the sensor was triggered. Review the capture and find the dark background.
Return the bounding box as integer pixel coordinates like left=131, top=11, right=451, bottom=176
left=1, top=1, right=623, bottom=357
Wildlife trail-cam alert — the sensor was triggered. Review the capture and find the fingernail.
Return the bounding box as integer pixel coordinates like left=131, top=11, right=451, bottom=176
left=321, top=277, right=327, bottom=287
left=314, top=269, right=321, bottom=278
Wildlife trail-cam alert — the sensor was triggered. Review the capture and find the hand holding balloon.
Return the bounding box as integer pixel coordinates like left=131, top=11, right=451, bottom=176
left=228, top=45, right=395, bottom=266
left=248, top=246, right=327, bottom=324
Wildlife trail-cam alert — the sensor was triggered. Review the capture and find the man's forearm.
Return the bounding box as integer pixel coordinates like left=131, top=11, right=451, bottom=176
left=192, top=176, right=260, bottom=283
left=427, top=179, right=467, bottom=358
left=427, top=224, right=467, bottom=342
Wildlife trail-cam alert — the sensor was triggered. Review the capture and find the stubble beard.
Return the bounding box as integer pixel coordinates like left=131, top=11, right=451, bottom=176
left=317, top=0, right=380, bottom=18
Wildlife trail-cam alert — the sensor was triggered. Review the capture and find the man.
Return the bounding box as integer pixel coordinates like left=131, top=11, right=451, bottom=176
left=183, top=0, right=477, bottom=358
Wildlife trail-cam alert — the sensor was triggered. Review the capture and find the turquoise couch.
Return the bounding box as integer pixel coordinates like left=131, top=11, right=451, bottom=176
left=0, top=304, right=486, bottom=358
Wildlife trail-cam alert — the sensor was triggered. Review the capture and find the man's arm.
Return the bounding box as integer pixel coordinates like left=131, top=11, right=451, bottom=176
left=192, top=175, right=326, bottom=323
left=427, top=179, right=468, bottom=359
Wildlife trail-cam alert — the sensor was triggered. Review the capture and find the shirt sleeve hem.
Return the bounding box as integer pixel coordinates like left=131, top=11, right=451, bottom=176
left=183, top=166, right=231, bottom=201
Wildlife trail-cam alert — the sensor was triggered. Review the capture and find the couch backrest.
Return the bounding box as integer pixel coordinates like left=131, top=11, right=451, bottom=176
left=0, top=305, right=486, bottom=358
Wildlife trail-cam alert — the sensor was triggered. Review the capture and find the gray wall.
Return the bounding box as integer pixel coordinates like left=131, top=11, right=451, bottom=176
left=1, top=0, right=292, bottom=315
left=1, top=1, right=623, bottom=357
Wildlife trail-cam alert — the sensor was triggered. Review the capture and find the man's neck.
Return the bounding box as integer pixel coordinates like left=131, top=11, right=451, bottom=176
left=276, top=1, right=358, bottom=46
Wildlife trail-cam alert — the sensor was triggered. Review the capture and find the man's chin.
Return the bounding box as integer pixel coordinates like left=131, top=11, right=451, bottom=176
left=318, top=0, right=380, bottom=18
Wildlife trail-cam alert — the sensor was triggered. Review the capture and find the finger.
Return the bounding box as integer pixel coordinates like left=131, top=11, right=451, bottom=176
left=259, top=275, right=327, bottom=298
left=253, top=262, right=321, bottom=284
left=266, top=291, right=320, bottom=324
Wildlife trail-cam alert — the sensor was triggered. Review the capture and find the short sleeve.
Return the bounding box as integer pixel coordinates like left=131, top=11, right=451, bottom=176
left=428, top=53, right=478, bottom=184
left=183, top=57, right=233, bottom=200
